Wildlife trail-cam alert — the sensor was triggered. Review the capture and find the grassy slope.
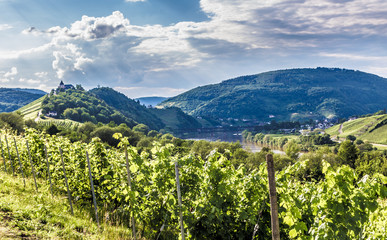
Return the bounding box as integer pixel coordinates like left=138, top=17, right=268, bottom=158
left=18, top=96, right=46, bottom=120
left=0, top=170, right=132, bottom=239
left=326, top=114, right=387, bottom=144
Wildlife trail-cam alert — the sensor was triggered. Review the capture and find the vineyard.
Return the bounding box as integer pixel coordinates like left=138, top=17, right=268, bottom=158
left=36, top=119, right=82, bottom=130
left=0, top=128, right=387, bottom=239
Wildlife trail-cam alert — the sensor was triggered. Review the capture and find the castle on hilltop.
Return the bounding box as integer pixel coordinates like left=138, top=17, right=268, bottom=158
left=58, top=81, right=75, bottom=91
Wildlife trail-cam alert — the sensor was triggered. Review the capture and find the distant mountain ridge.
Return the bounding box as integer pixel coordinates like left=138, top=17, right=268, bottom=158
left=159, top=68, right=387, bottom=121
left=0, top=88, right=46, bottom=112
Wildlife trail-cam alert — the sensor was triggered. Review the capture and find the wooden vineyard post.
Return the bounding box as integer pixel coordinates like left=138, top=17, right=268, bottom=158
left=175, top=161, right=185, bottom=240
left=26, top=140, right=38, bottom=192
left=124, top=147, right=136, bottom=240
left=5, top=136, right=15, bottom=176
left=44, top=145, right=54, bottom=196
left=13, top=137, right=26, bottom=188
left=0, top=136, right=7, bottom=172
left=86, top=151, right=99, bottom=227
left=59, top=147, right=74, bottom=215
left=266, top=154, right=280, bottom=240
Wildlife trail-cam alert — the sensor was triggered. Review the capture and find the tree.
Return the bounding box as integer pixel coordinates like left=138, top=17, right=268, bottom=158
left=0, top=112, right=25, bottom=133
left=337, top=140, right=359, bottom=168
left=346, top=135, right=357, bottom=142
left=46, top=124, right=60, bottom=135
left=76, top=84, right=85, bottom=91
left=285, top=140, right=300, bottom=160
left=133, top=124, right=150, bottom=135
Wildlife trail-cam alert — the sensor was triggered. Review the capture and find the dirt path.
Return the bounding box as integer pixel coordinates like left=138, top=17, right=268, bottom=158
left=34, top=110, right=42, bottom=122
left=372, top=143, right=387, bottom=149
left=338, top=123, right=343, bottom=134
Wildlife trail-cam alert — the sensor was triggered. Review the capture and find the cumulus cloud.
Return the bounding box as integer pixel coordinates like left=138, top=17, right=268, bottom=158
left=125, top=0, right=146, bottom=2
left=4, top=0, right=387, bottom=95
left=4, top=67, right=18, bottom=77
left=52, top=43, right=93, bottom=79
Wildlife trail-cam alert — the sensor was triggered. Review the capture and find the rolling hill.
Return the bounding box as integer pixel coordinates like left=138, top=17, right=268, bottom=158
left=89, top=87, right=165, bottom=130
left=159, top=68, right=387, bottom=122
left=14, top=87, right=202, bottom=132
left=326, top=113, right=387, bottom=145
left=0, top=88, right=46, bottom=112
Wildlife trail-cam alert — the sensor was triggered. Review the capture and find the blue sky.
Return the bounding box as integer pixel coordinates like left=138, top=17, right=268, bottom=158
left=1, top=0, right=387, bottom=98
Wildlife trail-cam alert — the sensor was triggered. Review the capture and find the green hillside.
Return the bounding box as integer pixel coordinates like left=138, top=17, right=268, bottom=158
left=14, top=87, right=202, bottom=132
left=326, top=113, right=387, bottom=144
left=0, top=88, right=45, bottom=113
left=89, top=87, right=165, bottom=130
left=41, top=89, right=137, bottom=127
left=159, top=68, right=387, bottom=121
left=149, top=107, right=202, bottom=131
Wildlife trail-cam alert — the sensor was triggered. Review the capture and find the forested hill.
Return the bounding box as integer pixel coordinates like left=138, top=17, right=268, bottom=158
left=89, top=87, right=165, bottom=130
left=0, top=88, right=46, bottom=112
left=40, top=87, right=202, bottom=131
left=159, top=68, right=387, bottom=121
left=42, top=89, right=137, bottom=127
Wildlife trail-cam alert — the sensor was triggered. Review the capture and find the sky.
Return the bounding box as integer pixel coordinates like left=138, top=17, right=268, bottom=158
left=1, top=0, right=387, bottom=98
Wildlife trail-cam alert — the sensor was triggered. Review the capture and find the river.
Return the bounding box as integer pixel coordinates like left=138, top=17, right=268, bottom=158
left=178, top=130, right=286, bottom=155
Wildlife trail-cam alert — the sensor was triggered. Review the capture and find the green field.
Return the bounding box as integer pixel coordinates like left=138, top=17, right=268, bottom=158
left=326, top=114, right=387, bottom=144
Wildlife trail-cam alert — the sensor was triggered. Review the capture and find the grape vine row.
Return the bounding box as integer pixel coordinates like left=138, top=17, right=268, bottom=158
left=0, top=128, right=386, bottom=239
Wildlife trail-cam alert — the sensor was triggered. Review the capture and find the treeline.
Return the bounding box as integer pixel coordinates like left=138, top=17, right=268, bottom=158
left=0, top=111, right=298, bottom=176
left=3, top=110, right=387, bottom=181
left=243, top=130, right=387, bottom=179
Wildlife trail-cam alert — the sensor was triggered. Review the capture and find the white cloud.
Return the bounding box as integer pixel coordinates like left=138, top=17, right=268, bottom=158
left=19, top=78, right=41, bottom=84
left=4, top=0, right=387, bottom=94
left=319, top=53, right=387, bottom=61
left=0, top=24, right=12, bottom=31
left=125, top=0, right=146, bottom=2
left=34, top=71, right=48, bottom=78
left=52, top=43, right=93, bottom=79
left=4, top=67, right=18, bottom=77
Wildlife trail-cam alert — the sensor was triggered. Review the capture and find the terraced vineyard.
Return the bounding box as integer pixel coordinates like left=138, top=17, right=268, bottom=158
left=326, top=114, right=387, bottom=144
left=18, top=96, right=46, bottom=120
left=36, top=119, right=82, bottom=129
